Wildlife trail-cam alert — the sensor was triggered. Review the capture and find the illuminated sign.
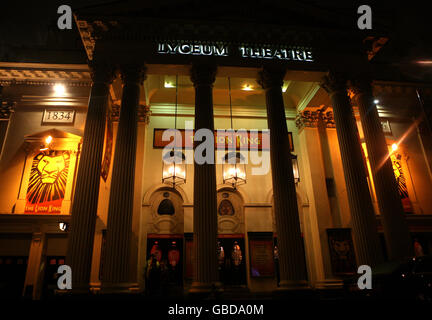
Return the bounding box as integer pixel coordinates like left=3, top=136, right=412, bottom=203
left=239, top=46, right=313, bottom=61
left=158, top=43, right=228, bottom=56
left=157, top=42, right=313, bottom=62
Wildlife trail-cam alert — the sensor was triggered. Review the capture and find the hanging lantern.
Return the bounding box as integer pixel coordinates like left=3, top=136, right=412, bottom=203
left=223, top=152, right=246, bottom=188
left=291, top=153, right=300, bottom=183
left=162, top=150, right=186, bottom=187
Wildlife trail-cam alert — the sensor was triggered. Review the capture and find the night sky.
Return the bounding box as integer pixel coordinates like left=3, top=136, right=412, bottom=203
left=0, top=1, right=431, bottom=79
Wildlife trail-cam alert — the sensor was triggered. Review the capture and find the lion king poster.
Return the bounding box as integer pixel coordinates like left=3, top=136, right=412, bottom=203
left=25, top=151, right=70, bottom=214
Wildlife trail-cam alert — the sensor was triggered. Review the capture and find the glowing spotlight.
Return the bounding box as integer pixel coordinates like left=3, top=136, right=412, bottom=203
left=40, top=135, right=53, bottom=151
left=391, top=143, right=398, bottom=152
left=59, top=222, right=69, bottom=232
left=164, top=81, right=175, bottom=88
left=241, top=84, right=253, bottom=91
left=53, top=84, right=66, bottom=96
left=374, top=99, right=379, bottom=104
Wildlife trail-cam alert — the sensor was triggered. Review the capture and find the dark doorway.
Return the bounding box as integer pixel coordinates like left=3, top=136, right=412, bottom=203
left=42, top=256, right=65, bottom=299
left=146, top=237, right=183, bottom=295
left=0, top=256, right=28, bottom=299
left=218, top=237, right=246, bottom=286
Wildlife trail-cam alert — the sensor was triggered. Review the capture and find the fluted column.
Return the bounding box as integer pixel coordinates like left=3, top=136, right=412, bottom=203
left=321, top=72, right=383, bottom=267
left=350, top=78, right=413, bottom=260
left=189, top=64, right=219, bottom=293
left=258, top=66, right=308, bottom=290
left=66, top=62, right=115, bottom=292
left=102, top=65, right=146, bottom=291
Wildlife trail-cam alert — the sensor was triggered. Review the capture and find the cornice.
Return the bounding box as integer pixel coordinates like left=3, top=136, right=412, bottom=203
left=0, top=63, right=92, bottom=86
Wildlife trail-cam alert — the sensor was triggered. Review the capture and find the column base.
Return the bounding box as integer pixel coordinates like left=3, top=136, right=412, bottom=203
left=314, top=279, right=343, bottom=290
left=188, top=281, right=223, bottom=299
left=99, top=282, right=139, bottom=294
left=273, top=280, right=314, bottom=299
left=57, top=283, right=91, bottom=295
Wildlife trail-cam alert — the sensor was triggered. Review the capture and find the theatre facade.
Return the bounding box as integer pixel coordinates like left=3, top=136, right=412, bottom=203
left=1, top=7, right=432, bottom=299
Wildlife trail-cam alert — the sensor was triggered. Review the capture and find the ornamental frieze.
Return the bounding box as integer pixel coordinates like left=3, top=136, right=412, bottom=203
left=0, top=100, right=15, bottom=120
left=295, top=109, right=335, bottom=129
left=111, top=104, right=151, bottom=124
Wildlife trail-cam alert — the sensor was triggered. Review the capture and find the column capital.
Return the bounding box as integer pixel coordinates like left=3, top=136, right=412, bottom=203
left=89, top=60, right=117, bottom=84
left=257, top=66, right=286, bottom=89
left=120, top=64, right=147, bottom=85
left=190, top=63, right=217, bottom=87
left=349, top=77, right=373, bottom=97
left=320, top=71, right=348, bottom=95
left=295, top=109, right=336, bottom=130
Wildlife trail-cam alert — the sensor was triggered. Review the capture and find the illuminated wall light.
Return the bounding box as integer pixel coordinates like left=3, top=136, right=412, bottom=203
left=59, top=222, right=69, bottom=232
left=241, top=84, right=253, bottom=91
left=374, top=99, right=379, bottom=104
left=53, top=84, right=66, bottom=96
left=392, top=143, right=398, bottom=152
left=164, top=81, right=176, bottom=88
left=282, top=83, right=289, bottom=93
left=40, top=135, right=53, bottom=151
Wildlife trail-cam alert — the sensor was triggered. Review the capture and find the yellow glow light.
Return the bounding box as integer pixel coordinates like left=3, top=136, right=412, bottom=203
left=164, top=81, right=175, bottom=88
left=53, top=84, right=66, bottom=96
left=45, top=135, right=53, bottom=145
left=392, top=143, right=398, bottom=152
left=241, top=84, right=253, bottom=91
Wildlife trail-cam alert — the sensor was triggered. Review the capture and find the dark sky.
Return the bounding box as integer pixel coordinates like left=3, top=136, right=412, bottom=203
left=0, top=1, right=431, bottom=78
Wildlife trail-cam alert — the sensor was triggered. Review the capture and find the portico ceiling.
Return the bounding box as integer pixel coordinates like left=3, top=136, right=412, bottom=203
left=110, top=71, right=321, bottom=114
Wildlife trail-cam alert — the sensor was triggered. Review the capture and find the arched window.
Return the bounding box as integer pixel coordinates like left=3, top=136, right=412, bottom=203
left=157, top=199, right=175, bottom=215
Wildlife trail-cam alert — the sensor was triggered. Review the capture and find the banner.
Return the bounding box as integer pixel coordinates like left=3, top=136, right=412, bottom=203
left=153, top=129, right=294, bottom=152
left=25, top=151, right=70, bottom=214
left=390, top=151, right=413, bottom=213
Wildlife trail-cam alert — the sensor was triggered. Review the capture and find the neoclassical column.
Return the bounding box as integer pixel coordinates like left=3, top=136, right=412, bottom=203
left=189, top=64, right=219, bottom=294
left=66, top=62, right=115, bottom=292
left=350, top=77, right=413, bottom=260
left=102, top=65, right=146, bottom=291
left=321, top=72, right=383, bottom=267
left=258, top=66, right=308, bottom=290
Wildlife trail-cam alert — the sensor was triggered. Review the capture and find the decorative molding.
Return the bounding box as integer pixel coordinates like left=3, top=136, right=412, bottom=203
left=138, top=104, right=151, bottom=123
left=295, top=110, right=319, bottom=128
left=75, top=18, right=96, bottom=61
left=320, top=71, right=347, bottom=95
left=295, top=109, right=335, bottom=129
left=0, top=64, right=92, bottom=86
left=111, top=104, right=151, bottom=123
left=0, top=100, right=15, bottom=120
left=257, top=66, right=286, bottom=89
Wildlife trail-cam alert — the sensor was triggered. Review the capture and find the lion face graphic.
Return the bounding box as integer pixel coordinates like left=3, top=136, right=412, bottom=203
left=36, top=154, right=66, bottom=184
left=26, top=151, right=70, bottom=205
left=332, top=239, right=350, bottom=258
